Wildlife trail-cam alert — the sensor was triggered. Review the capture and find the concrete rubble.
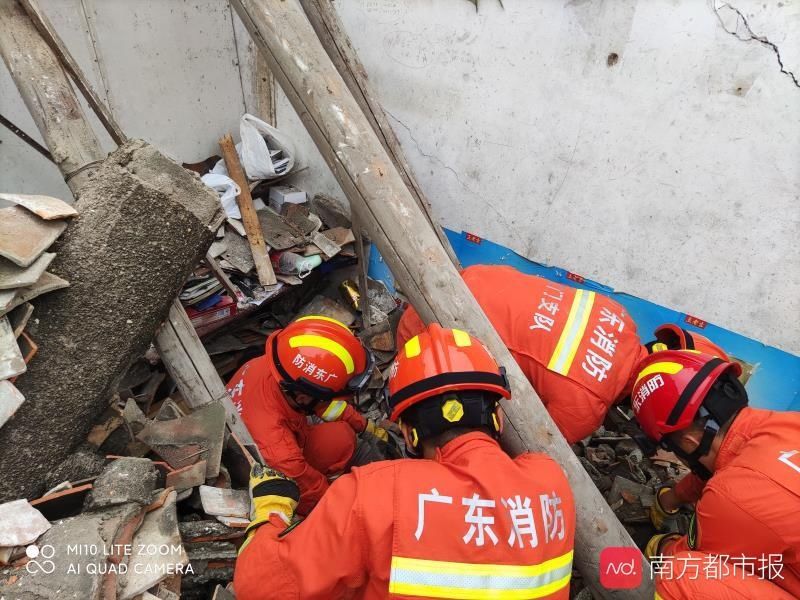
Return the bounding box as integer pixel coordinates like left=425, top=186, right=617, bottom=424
left=0, top=195, right=75, bottom=428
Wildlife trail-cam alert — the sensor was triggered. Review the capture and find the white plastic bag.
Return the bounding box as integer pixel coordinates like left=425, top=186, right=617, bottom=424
left=239, top=113, right=296, bottom=180
left=201, top=173, right=241, bottom=219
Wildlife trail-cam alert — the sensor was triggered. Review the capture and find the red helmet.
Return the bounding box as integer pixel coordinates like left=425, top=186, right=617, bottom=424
left=631, top=349, right=742, bottom=442
left=268, top=315, right=373, bottom=399
left=387, top=323, right=510, bottom=422
left=648, top=324, right=730, bottom=360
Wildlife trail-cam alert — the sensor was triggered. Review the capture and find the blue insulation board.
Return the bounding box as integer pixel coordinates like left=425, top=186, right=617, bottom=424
left=368, top=229, right=799, bottom=412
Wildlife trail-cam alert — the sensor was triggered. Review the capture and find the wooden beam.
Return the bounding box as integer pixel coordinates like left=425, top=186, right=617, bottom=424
left=19, top=0, right=127, bottom=146
left=230, top=1, right=651, bottom=596
left=155, top=302, right=261, bottom=460
left=298, top=0, right=459, bottom=269
left=205, top=252, right=240, bottom=301
left=218, top=133, right=277, bottom=286
left=254, top=50, right=276, bottom=126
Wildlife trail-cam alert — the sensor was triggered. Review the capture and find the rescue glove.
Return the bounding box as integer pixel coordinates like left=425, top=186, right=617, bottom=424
left=246, top=463, right=300, bottom=536
left=650, top=486, right=680, bottom=531
left=645, top=533, right=681, bottom=559
left=363, top=418, right=391, bottom=443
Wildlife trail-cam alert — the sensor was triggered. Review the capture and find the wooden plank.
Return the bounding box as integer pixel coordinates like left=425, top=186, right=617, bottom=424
left=352, top=212, right=371, bottom=326
left=298, top=0, right=459, bottom=269
left=204, top=252, right=239, bottom=301
left=19, top=0, right=127, bottom=146
left=218, top=133, right=277, bottom=286
left=254, top=51, right=276, bottom=126
left=155, top=301, right=262, bottom=460
left=230, top=2, right=650, bottom=595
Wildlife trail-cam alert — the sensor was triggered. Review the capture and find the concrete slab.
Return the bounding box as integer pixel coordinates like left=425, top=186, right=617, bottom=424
left=0, top=206, right=66, bottom=267
left=0, top=499, right=50, bottom=546
left=0, top=193, right=78, bottom=220
left=198, top=485, right=249, bottom=518
left=84, top=457, right=158, bottom=510
left=0, top=272, right=70, bottom=318
left=0, top=252, right=55, bottom=290
left=0, top=317, right=25, bottom=380
left=0, top=380, right=25, bottom=428
left=118, top=490, right=187, bottom=600
left=137, top=402, right=226, bottom=478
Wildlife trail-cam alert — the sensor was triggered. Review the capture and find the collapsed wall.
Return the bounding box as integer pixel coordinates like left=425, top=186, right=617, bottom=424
left=0, top=140, right=223, bottom=501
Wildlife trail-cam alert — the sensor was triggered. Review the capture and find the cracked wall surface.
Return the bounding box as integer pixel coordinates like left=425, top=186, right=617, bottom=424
left=283, top=0, right=800, bottom=355
left=1, top=0, right=798, bottom=355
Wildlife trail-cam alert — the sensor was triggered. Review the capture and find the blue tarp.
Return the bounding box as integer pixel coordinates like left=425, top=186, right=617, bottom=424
left=369, top=229, right=799, bottom=412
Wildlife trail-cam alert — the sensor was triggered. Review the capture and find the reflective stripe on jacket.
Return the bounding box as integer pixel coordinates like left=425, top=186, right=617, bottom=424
left=397, top=265, right=647, bottom=443
left=234, top=432, right=576, bottom=599
left=662, top=407, right=800, bottom=597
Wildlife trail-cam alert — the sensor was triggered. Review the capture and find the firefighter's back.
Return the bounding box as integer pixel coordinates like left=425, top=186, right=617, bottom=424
left=352, top=431, right=576, bottom=600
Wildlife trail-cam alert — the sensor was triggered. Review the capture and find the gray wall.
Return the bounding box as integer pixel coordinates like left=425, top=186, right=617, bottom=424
left=1, top=0, right=798, bottom=354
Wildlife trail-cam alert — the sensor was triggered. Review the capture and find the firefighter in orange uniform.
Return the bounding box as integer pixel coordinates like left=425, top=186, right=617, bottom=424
left=226, top=315, right=390, bottom=515
left=630, top=350, right=800, bottom=598
left=234, top=323, right=576, bottom=599
left=645, top=323, right=734, bottom=527
left=397, top=264, right=648, bottom=443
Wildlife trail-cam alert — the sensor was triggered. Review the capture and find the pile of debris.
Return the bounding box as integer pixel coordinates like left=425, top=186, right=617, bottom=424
left=0, top=182, right=401, bottom=597
left=179, top=122, right=362, bottom=338
left=574, top=408, right=692, bottom=547
left=0, top=193, right=76, bottom=428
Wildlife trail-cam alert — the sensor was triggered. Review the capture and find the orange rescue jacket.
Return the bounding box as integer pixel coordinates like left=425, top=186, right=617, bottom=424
left=662, top=407, right=800, bottom=597
left=226, top=351, right=367, bottom=514
left=397, top=265, right=648, bottom=443
left=234, top=432, right=576, bottom=600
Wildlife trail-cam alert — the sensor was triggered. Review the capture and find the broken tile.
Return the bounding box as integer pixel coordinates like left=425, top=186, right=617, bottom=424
left=7, top=303, right=33, bottom=339
left=215, top=515, right=249, bottom=528
left=221, top=228, right=254, bottom=274
left=256, top=207, right=304, bottom=250
left=84, top=458, right=158, bottom=510
left=165, top=460, right=207, bottom=492
left=0, top=380, right=25, bottom=428
left=226, top=217, right=246, bottom=237
left=122, top=398, right=147, bottom=435
left=154, top=398, right=186, bottom=421
left=0, top=252, right=55, bottom=290
left=31, top=483, right=93, bottom=521
left=607, top=476, right=654, bottom=506
left=312, top=231, right=341, bottom=259
left=359, top=318, right=395, bottom=352
left=0, top=193, right=77, bottom=220
left=297, top=295, right=356, bottom=326
left=198, top=486, right=249, bottom=518
left=87, top=411, right=124, bottom=448
left=311, top=194, right=351, bottom=229
left=16, top=331, right=37, bottom=368
left=137, top=402, right=226, bottom=478
left=0, top=271, right=70, bottom=318
left=118, top=490, right=188, bottom=600
left=0, top=317, right=25, bottom=380
left=0, top=546, right=24, bottom=566
left=0, top=500, right=50, bottom=546
left=0, top=206, right=67, bottom=267
left=322, top=227, right=355, bottom=247
left=208, top=239, right=227, bottom=259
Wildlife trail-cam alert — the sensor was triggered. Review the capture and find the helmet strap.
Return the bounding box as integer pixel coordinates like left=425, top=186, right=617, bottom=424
left=663, top=413, right=719, bottom=480
left=403, top=391, right=500, bottom=445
